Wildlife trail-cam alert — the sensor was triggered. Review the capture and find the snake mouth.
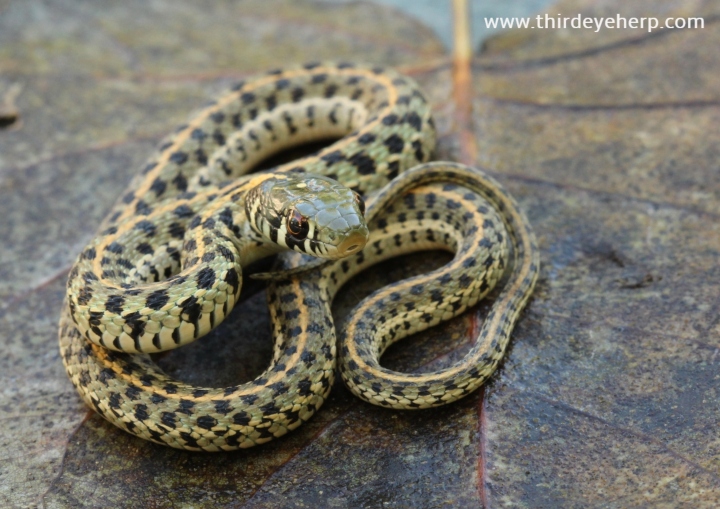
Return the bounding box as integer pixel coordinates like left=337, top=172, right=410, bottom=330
left=336, top=231, right=368, bottom=257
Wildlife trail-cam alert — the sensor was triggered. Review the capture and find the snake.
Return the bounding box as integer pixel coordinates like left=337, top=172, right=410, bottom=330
left=59, top=63, right=539, bottom=451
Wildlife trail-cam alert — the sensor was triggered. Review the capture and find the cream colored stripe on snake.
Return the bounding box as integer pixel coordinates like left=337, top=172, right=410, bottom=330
left=59, top=63, right=538, bottom=451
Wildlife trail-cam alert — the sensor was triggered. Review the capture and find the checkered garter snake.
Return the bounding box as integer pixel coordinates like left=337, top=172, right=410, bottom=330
left=58, top=63, right=539, bottom=451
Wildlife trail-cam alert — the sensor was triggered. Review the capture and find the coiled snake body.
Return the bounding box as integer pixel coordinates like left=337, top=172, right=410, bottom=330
left=59, top=63, right=539, bottom=451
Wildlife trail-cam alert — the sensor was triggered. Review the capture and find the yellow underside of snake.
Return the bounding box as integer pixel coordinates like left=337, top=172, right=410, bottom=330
left=59, top=63, right=539, bottom=451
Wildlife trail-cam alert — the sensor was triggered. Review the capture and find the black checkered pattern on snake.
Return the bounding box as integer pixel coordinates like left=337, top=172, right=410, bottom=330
left=59, top=63, right=538, bottom=451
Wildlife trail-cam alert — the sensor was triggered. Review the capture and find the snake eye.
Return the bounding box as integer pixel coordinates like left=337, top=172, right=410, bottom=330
left=354, top=193, right=365, bottom=216
left=287, top=209, right=309, bottom=240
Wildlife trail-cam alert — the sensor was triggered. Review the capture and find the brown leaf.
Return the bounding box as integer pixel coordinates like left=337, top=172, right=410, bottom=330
left=475, top=1, right=720, bottom=506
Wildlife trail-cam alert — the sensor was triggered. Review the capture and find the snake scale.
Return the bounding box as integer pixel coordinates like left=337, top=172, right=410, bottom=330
left=59, top=63, right=539, bottom=451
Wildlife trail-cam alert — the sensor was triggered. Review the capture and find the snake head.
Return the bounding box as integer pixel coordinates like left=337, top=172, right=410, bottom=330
left=247, top=173, right=369, bottom=259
